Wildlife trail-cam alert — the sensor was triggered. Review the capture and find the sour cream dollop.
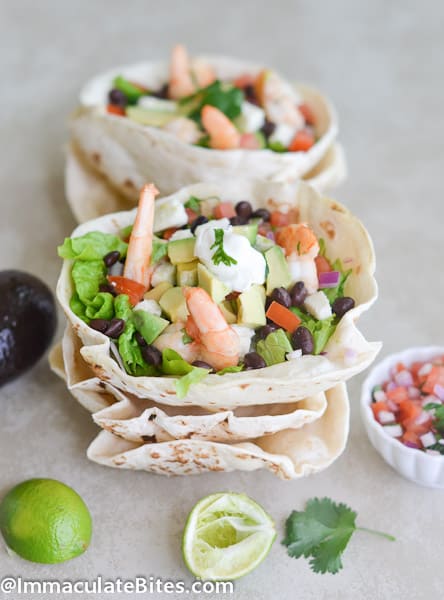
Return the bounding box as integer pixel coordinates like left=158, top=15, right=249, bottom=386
left=194, top=219, right=266, bottom=292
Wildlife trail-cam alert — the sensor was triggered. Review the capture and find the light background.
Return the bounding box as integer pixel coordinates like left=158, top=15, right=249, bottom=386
left=0, top=1, right=442, bottom=598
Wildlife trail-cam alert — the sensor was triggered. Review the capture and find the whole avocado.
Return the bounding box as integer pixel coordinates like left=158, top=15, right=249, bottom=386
left=0, top=270, right=57, bottom=386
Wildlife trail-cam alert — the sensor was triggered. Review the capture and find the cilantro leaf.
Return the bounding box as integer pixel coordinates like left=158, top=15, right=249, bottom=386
left=211, top=229, right=237, bottom=267
left=424, top=403, right=444, bottom=434
left=283, top=498, right=395, bottom=575
left=180, top=80, right=243, bottom=123
left=184, top=196, right=202, bottom=213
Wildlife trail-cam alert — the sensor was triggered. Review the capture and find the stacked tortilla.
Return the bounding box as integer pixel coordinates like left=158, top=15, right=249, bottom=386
left=66, top=55, right=346, bottom=224
left=51, top=181, right=380, bottom=479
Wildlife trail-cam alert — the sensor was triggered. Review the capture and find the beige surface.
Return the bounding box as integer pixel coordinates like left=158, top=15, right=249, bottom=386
left=0, top=1, right=442, bottom=599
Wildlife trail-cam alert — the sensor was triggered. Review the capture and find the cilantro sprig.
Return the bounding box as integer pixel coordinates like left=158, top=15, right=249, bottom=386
left=211, top=229, right=237, bottom=267
left=184, top=196, right=202, bottom=213
left=283, top=498, right=395, bottom=574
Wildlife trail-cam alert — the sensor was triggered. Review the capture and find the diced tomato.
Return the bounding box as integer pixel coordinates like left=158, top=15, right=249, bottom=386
left=394, top=362, right=406, bottom=373
left=162, top=227, right=178, bottom=240
left=107, top=104, right=125, bottom=116
left=107, top=276, right=145, bottom=306
left=233, top=74, right=255, bottom=89
left=410, top=361, right=425, bottom=386
left=398, top=400, right=421, bottom=426
left=315, top=255, right=332, bottom=277
left=270, top=211, right=290, bottom=228
left=185, top=207, right=198, bottom=223
left=265, top=301, right=301, bottom=333
left=239, top=133, right=261, bottom=150
left=386, top=386, right=409, bottom=404
left=298, top=103, right=315, bottom=126
left=371, top=401, right=389, bottom=418
left=423, top=365, right=444, bottom=394
left=214, top=202, right=236, bottom=219
left=402, top=430, right=422, bottom=447
left=289, top=129, right=315, bottom=152
left=404, top=421, right=431, bottom=436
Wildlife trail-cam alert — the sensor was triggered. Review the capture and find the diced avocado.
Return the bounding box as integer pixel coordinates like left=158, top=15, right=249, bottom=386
left=167, top=237, right=196, bottom=264
left=219, top=300, right=237, bottom=324
left=197, top=263, right=230, bottom=304
left=264, top=246, right=291, bottom=294
left=177, top=260, right=198, bottom=286
left=256, top=329, right=293, bottom=366
left=255, top=234, right=275, bottom=253
left=159, top=287, right=189, bottom=322
left=133, top=310, right=169, bottom=344
left=232, top=223, right=258, bottom=245
left=144, top=281, right=172, bottom=302
left=237, top=284, right=266, bottom=328
left=126, top=106, right=177, bottom=127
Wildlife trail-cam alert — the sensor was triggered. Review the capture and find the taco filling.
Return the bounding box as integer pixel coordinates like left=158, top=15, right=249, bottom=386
left=58, top=184, right=355, bottom=396
left=105, top=44, right=317, bottom=153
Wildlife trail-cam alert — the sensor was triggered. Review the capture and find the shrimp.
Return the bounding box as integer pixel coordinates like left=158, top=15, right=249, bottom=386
left=123, top=183, right=159, bottom=290
left=163, top=116, right=202, bottom=143
left=276, top=224, right=320, bottom=294
left=254, top=69, right=304, bottom=129
left=190, top=57, right=216, bottom=88
left=201, top=105, right=241, bottom=150
left=153, top=322, right=200, bottom=364
left=183, top=287, right=240, bottom=370
left=168, top=44, right=197, bottom=100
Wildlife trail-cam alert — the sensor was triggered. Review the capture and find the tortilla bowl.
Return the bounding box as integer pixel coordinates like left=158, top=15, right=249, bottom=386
left=71, top=56, right=338, bottom=198
left=65, top=139, right=346, bottom=224
left=86, top=384, right=349, bottom=479
left=56, top=180, right=381, bottom=408
left=50, top=326, right=328, bottom=443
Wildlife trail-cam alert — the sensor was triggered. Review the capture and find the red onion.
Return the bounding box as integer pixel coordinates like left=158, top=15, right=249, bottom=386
left=265, top=231, right=275, bottom=241
left=433, top=383, right=444, bottom=401
left=394, top=370, right=414, bottom=387
left=408, top=386, right=421, bottom=398
left=319, top=270, right=340, bottom=288
left=403, top=441, right=421, bottom=449
left=386, top=381, right=397, bottom=392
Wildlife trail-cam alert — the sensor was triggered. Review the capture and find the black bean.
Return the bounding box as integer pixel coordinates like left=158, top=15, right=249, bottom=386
left=290, top=281, right=308, bottom=307
left=251, top=208, right=270, bottom=222
left=270, top=287, right=291, bottom=308
left=104, top=250, right=121, bottom=268
left=99, top=283, right=116, bottom=296
left=104, top=318, right=125, bottom=338
left=89, top=319, right=110, bottom=334
left=190, top=215, right=209, bottom=234
left=332, top=296, right=355, bottom=318
left=135, top=331, right=147, bottom=347
left=265, top=296, right=273, bottom=311
left=291, top=326, right=314, bottom=355
left=108, top=89, right=127, bottom=107
left=255, top=324, right=277, bottom=341
left=235, top=201, right=253, bottom=220
left=229, top=215, right=247, bottom=226
left=192, top=360, right=214, bottom=372
left=142, top=345, right=162, bottom=367
left=260, top=119, right=276, bottom=139
left=244, top=84, right=258, bottom=103
left=244, top=352, right=266, bottom=370
left=151, top=83, right=169, bottom=99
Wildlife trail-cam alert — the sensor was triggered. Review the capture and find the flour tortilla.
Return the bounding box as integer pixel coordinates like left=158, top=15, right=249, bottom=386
left=65, top=140, right=346, bottom=224
left=56, top=180, right=381, bottom=408
left=70, top=56, right=338, bottom=199
left=50, top=326, right=328, bottom=442
left=86, top=383, right=349, bottom=479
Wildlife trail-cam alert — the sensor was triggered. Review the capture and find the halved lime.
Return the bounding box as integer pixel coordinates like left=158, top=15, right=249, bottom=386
left=0, top=479, right=92, bottom=564
left=182, top=492, right=276, bottom=580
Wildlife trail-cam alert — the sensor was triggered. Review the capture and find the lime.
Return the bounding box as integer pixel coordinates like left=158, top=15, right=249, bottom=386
left=0, top=479, right=92, bottom=564
left=182, top=492, right=276, bottom=580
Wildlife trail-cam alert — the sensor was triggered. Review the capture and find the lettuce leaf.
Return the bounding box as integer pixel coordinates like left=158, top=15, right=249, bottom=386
left=323, top=259, right=352, bottom=305
left=58, top=231, right=128, bottom=261
left=217, top=365, right=244, bottom=375
left=151, top=236, right=168, bottom=265
left=181, top=80, right=243, bottom=123
left=114, top=294, right=156, bottom=377
left=69, top=260, right=109, bottom=322
left=256, top=329, right=293, bottom=366
left=161, top=348, right=210, bottom=398
left=291, top=307, right=337, bottom=354
left=85, top=292, right=115, bottom=320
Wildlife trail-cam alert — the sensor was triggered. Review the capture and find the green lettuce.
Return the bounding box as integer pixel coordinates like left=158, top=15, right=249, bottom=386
left=217, top=365, right=244, bottom=375
left=161, top=349, right=210, bottom=399
left=114, top=295, right=155, bottom=377
left=181, top=80, right=243, bottom=124
left=291, top=307, right=337, bottom=355
left=70, top=260, right=110, bottom=322
left=323, top=259, right=352, bottom=305
left=58, top=231, right=128, bottom=261
left=256, top=329, right=293, bottom=366
left=85, top=293, right=115, bottom=321
left=151, top=236, right=168, bottom=265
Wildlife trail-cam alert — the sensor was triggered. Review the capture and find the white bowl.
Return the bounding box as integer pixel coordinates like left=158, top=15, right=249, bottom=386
left=361, top=346, right=444, bottom=488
